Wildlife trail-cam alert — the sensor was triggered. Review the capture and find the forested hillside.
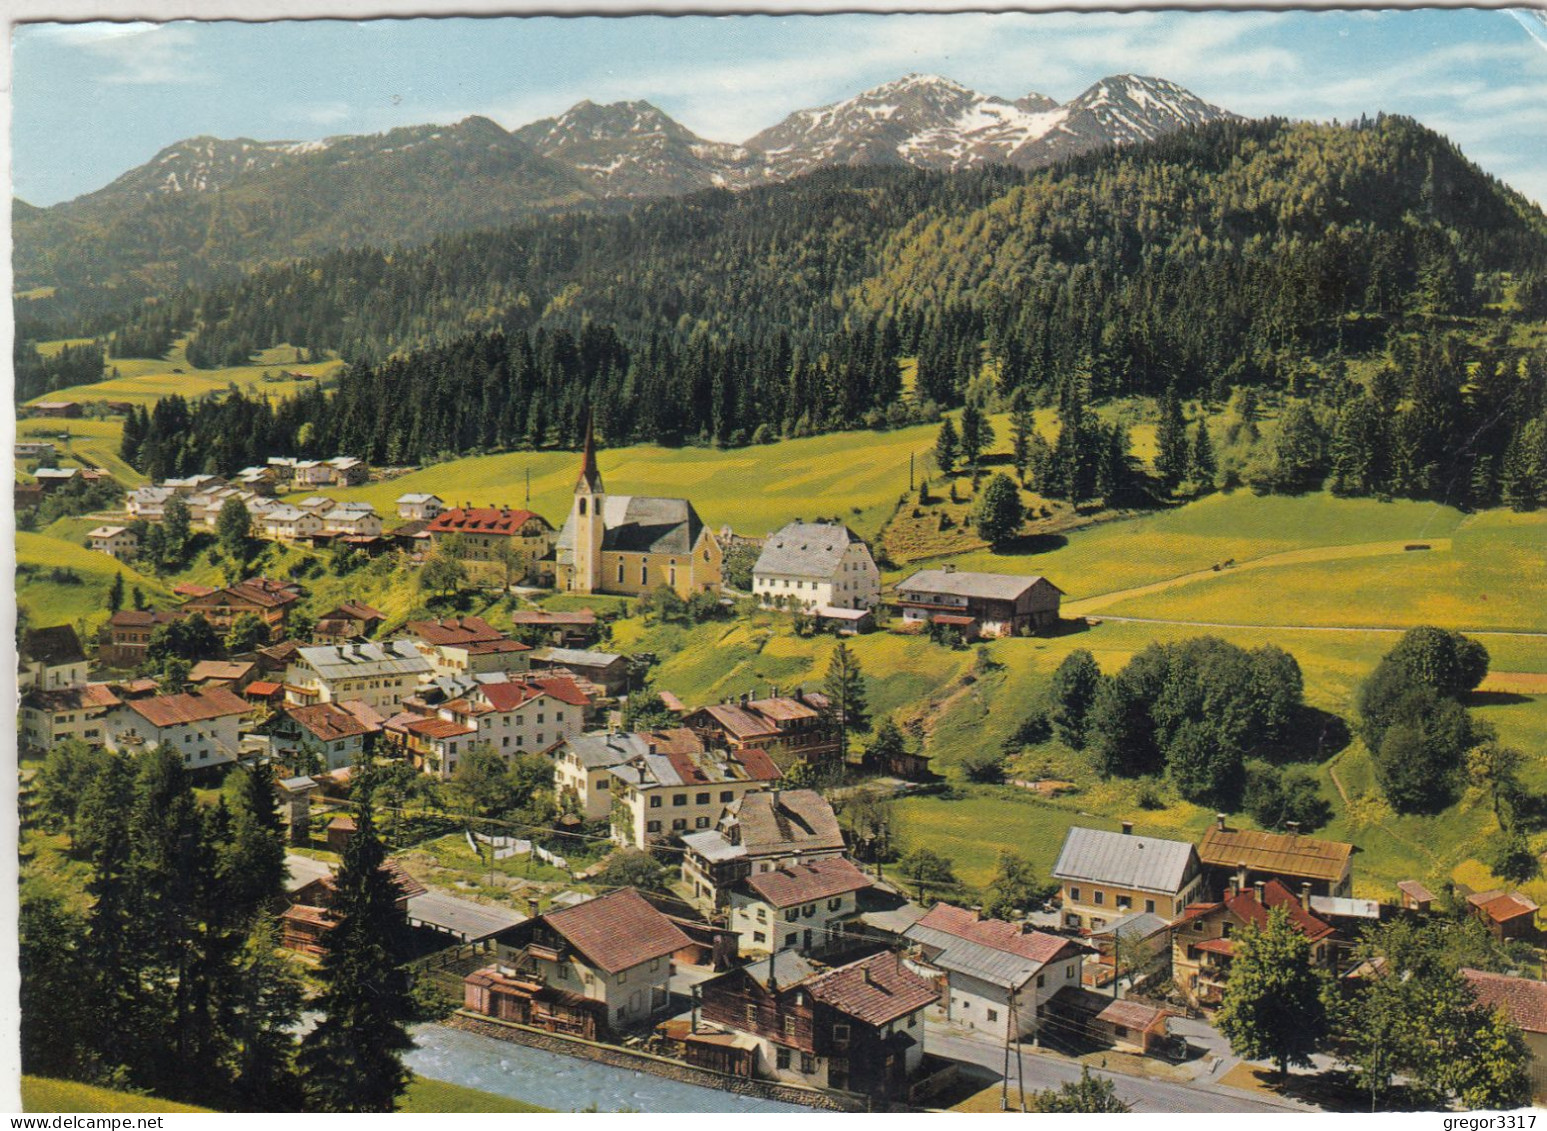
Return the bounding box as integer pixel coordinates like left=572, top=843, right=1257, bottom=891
left=55, top=116, right=1547, bottom=509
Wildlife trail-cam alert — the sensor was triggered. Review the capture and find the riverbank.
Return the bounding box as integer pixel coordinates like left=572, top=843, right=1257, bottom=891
left=407, top=1020, right=816, bottom=1113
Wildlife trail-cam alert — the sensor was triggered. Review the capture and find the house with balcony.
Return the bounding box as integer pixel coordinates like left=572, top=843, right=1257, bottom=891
left=20, top=683, right=123, bottom=753
left=88, top=525, right=139, bottom=560
left=103, top=687, right=252, bottom=769
left=19, top=624, right=89, bottom=693
left=402, top=616, right=533, bottom=678
left=261, top=700, right=382, bottom=772
left=680, top=788, right=846, bottom=915
left=99, top=609, right=182, bottom=669
left=691, top=949, right=937, bottom=1102
left=396, top=493, right=445, bottom=520
left=682, top=690, right=839, bottom=773
left=1052, top=824, right=1204, bottom=932
left=1171, top=879, right=1335, bottom=1010
left=468, top=888, right=691, bottom=1035
left=181, top=577, right=301, bottom=640
left=894, top=568, right=1062, bottom=638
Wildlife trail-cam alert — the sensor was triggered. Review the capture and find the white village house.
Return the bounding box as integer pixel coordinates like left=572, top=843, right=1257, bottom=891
left=751, top=521, right=881, bottom=612
left=285, top=641, right=433, bottom=712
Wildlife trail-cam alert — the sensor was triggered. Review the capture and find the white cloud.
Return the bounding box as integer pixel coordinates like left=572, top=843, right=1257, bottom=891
left=61, top=22, right=209, bottom=86
left=291, top=101, right=353, bottom=126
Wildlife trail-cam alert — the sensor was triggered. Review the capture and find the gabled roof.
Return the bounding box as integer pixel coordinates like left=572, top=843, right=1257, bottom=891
left=427, top=507, right=551, bottom=536
left=23, top=625, right=86, bottom=668
left=897, top=569, right=1062, bottom=602
left=531, top=647, right=624, bottom=669
left=753, top=522, right=866, bottom=580
left=24, top=684, right=121, bottom=713
left=405, top=616, right=507, bottom=646
left=507, top=609, right=597, bottom=627
left=725, top=789, right=844, bottom=856
left=806, top=951, right=939, bottom=1026
left=185, top=577, right=301, bottom=611
left=397, top=493, right=443, bottom=505
left=906, top=903, right=1083, bottom=990
left=1398, top=880, right=1436, bottom=904
left=188, top=660, right=255, bottom=683
left=1218, top=878, right=1335, bottom=942
left=295, top=640, right=432, bottom=681
left=563, top=731, right=652, bottom=770
left=1462, top=968, right=1547, bottom=1033
left=287, top=701, right=379, bottom=742
left=541, top=888, right=691, bottom=974
left=1467, top=889, right=1539, bottom=922
left=1199, top=825, right=1354, bottom=884
left=124, top=686, right=250, bottom=728
left=742, top=856, right=871, bottom=908
left=609, top=740, right=782, bottom=790
left=1052, top=827, right=1198, bottom=894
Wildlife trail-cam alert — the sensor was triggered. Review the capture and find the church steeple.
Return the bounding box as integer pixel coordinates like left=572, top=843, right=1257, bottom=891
left=576, top=410, right=604, bottom=494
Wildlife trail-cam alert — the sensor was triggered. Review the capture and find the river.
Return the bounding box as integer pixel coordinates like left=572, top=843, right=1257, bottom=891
left=406, top=1023, right=811, bottom=1113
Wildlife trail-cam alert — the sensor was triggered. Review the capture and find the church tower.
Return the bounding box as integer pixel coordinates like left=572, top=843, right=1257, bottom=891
left=571, top=411, right=605, bottom=593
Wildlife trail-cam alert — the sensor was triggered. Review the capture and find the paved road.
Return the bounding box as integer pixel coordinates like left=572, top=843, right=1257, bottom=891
left=926, top=1026, right=1307, bottom=1115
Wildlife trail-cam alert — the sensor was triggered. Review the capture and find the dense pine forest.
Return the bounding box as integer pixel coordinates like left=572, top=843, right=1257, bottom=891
left=33, top=116, right=1547, bottom=508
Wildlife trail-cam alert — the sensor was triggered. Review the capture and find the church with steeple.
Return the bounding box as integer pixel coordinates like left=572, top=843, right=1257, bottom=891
left=554, top=420, right=723, bottom=598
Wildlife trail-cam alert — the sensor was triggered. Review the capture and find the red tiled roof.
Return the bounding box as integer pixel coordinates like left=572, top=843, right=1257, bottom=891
left=807, top=951, right=939, bottom=1026
left=916, top=902, right=1077, bottom=964
left=1468, top=890, right=1539, bottom=922
left=1462, top=968, right=1547, bottom=1033
left=339, top=700, right=386, bottom=729
left=288, top=701, right=378, bottom=742
left=478, top=680, right=545, bottom=712
left=726, top=746, right=782, bottom=783
left=184, top=577, right=300, bottom=611
left=1095, top=998, right=1173, bottom=1032
left=1194, top=937, right=1236, bottom=956
left=245, top=681, right=283, bottom=697
left=542, top=888, right=691, bottom=974
left=526, top=675, right=591, bottom=707
left=173, top=583, right=217, bottom=599
left=405, top=616, right=507, bottom=646
left=1221, top=879, right=1335, bottom=942
left=426, top=507, right=551, bottom=537
left=743, top=857, right=871, bottom=908
left=463, top=638, right=532, bottom=656
left=25, top=684, right=121, bottom=712
left=126, top=686, right=250, bottom=728
left=695, top=703, right=779, bottom=740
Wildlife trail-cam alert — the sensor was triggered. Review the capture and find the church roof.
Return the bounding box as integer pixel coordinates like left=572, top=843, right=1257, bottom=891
left=557, top=494, right=706, bottom=557
left=576, top=412, right=604, bottom=493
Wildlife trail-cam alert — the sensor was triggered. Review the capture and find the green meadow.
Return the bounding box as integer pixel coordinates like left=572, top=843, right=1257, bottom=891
left=19, top=1075, right=546, bottom=1114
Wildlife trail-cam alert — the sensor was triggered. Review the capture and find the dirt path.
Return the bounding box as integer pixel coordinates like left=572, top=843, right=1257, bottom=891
left=1063, top=538, right=1456, bottom=617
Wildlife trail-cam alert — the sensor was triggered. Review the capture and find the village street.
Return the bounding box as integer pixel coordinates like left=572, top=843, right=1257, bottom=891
left=923, top=1021, right=1312, bottom=1115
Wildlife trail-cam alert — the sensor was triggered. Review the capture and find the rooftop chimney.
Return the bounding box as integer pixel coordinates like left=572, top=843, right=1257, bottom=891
left=527, top=896, right=540, bottom=920
left=1286, top=821, right=1301, bottom=837
left=1254, top=881, right=1266, bottom=904
left=1217, top=813, right=1228, bottom=831
left=1300, top=882, right=1312, bottom=910
left=1236, top=862, right=1249, bottom=891
left=1121, top=821, right=1133, bottom=836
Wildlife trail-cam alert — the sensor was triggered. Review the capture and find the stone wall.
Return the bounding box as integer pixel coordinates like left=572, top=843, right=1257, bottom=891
left=444, top=1011, right=865, bottom=1111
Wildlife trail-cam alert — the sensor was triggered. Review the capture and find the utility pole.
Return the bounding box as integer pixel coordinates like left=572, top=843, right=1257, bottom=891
left=525, top=466, right=531, bottom=503
left=909, top=451, right=914, bottom=491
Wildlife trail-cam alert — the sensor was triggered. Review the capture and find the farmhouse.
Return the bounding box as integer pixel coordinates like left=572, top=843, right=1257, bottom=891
left=181, top=577, right=301, bottom=640
left=693, top=949, right=937, bottom=1101
left=30, top=401, right=82, bottom=419
left=283, top=860, right=425, bottom=956
left=608, top=735, right=783, bottom=848
left=1171, top=879, right=1335, bottom=1010
left=259, top=505, right=325, bottom=543
left=87, top=525, right=139, bottom=560
left=682, top=691, right=839, bottom=773
left=1198, top=816, right=1355, bottom=898
left=1052, top=825, right=1204, bottom=931
left=752, top=521, right=881, bottom=612
left=895, top=568, right=1063, bottom=637
left=555, top=423, right=722, bottom=598
left=319, top=502, right=383, bottom=538
left=903, top=903, right=1088, bottom=1042
left=15, top=441, right=56, bottom=460
left=681, top=788, right=847, bottom=914
left=505, top=607, right=598, bottom=647
left=104, top=686, right=251, bottom=769
left=477, top=888, right=691, bottom=1033
left=34, top=468, right=81, bottom=493
left=285, top=641, right=433, bottom=712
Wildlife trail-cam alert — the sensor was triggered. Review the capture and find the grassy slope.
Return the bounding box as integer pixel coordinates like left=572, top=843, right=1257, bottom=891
left=26, top=339, right=343, bottom=408
left=16, top=530, right=171, bottom=632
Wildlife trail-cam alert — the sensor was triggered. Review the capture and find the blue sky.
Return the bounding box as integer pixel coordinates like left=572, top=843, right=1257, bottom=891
left=13, top=10, right=1547, bottom=207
